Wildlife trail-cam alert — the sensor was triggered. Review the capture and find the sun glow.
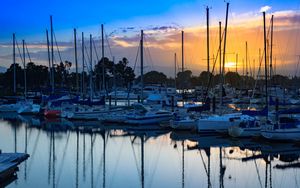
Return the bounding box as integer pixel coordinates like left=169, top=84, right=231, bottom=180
left=225, top=61, right=237, bottom=68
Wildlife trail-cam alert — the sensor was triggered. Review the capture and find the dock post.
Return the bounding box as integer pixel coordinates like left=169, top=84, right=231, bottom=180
left=212, top=96, right=216, bottom=113
left=109, top=95, right=112, bottom=107
left=275, top=97, right=279, bottom=122
left=138, top=95, right=140, bottom=103
left=171, top=96, right=174, bottom=112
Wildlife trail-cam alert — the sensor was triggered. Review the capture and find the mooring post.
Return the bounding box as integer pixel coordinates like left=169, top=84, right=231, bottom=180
left=171, top=96, right=174, bottom=112
left=212, top=96, right=216, bottom=113
left=109, top=95, right=112, bottom=107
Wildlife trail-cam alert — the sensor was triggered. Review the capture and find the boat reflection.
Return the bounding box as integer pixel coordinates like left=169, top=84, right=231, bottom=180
left=1, top=117, right=300, bottom=188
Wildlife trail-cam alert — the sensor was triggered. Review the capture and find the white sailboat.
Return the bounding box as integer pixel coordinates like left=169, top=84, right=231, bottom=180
left=228, top=116, right=261, bottom=137
left=17, top=102, right=40, bottom=115
left=124, top=103, right=174, bottom=125
left=261, top=124, right=300, bottom=141
left=170, top=116, right=198, bottom=130
left=61, top=105, right=124, bottom=120
left=197, top=3, right=235, bottom=134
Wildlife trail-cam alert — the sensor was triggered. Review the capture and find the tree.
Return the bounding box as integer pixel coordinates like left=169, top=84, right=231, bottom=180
left=143, top=71, right=167, bottom=84
left=177, top=70, right=192, bottom=89
left=95, top=57, right=135, bottom=90
left=225, top=72, right=241, bottom=88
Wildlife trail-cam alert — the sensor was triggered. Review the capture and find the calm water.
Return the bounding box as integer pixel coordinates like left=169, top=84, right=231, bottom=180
left=1, top=113, right=300, bottom=188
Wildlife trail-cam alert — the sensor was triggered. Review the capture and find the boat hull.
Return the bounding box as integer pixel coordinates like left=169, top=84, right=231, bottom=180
left=261, top=129, right=300, bottom=141
left=228, top=125, right=261, bottom=137
left=125, top=115, right=173, bottom=125
left=170, top=119, right=197, bottom=130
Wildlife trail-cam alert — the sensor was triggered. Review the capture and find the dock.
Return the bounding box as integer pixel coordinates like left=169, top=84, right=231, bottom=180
left=0, top=151, right=29, bottom=185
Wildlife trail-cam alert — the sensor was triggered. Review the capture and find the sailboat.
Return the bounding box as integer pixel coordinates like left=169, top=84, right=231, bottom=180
left=230, top=13, right=273, bottom=138
left=197, top=3, right=247, bottom=134
left=124, top=103, right=174, bottom=125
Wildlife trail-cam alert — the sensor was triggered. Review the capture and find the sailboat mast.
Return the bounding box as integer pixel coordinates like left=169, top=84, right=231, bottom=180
left=207, top=6, right=210, bottom=73
left=101, top=24, right=105, bottom=92
left=13, top=33, right=16, bottom=94
left=90, top=34, right=93, bottom=101
left=22, top=40, right=27, bottom=99
left=236, top=54, right=238, bottom=73
left=219, top=21, right=222, bottom=75
left=74, top=29, right=79, bottom=94
left=140, top=30, right=144, bottom=103
left=270, top=15, right=274, bottom=79
left=263, top=12, right=268, bottom=115
left=46, top=30, right=52, bottom=88
left=81, top=32, right=85, bottom=97
left=174, top=53, right=177, bottom=88
left=50, top=16, right=55, bottom=93
left=246, top=41, right=248, bottom=77
left=181, top=31, right=184, bottom=72
left=220, top=3, right=229, bottom=107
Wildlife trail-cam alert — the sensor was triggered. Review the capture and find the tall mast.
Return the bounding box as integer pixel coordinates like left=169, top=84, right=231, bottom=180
left=46, top=30, right=52, bottom=87
left=13, top=33, right=16, bottom=94
left=74, top=29, right=79, bottom=94
left=235, top=54, right=238, bottom=73
left=22, top=40, right=27, bottom=99
left=207, top=6, right=210, bottom=73
left=140, top=30, right=144, bottom=103
left=246, top=41, right=248, bottom=77
left=174, top=53, right=177, bottom=88
left=270, top=15, right=274, bottom=79
left=253, top=59, right=256, bottom=78
left=219, top=21, right=222, bottom=75
left=101, top=24, right=105, bottom=92
left=220, top=2, right=229, bottom=107
left=90, top=34, right=93, bottom=101
left=181, top=31, right=184, bottom=72
left=263, top=12, right=268, bottom=115
left=81, top=32, right=85, bottom=97
left=50, top=15, right=55, bottom=93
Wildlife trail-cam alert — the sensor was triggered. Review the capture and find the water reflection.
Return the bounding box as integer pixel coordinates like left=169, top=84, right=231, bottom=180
left=0, top=114, right=300, bottom=187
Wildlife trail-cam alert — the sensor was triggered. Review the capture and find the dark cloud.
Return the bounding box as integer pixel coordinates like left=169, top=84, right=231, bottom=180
left=151, top=25, right=179, bottom=31
left=275, top=12, right=300, bottom=25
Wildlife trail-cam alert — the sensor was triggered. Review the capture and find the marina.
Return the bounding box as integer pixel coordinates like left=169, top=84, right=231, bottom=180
left=1, top=0, right=300, bottom=187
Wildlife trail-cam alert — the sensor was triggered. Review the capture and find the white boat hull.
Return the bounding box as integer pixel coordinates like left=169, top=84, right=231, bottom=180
left=198, top=119, right=239, bottom=133
left=125, top=115, right=173, bottom=125
left=17, top=104, right=40, bottom=114
left=170, top=119, right=197, bottom=130
left=261, top=128, right=300, bottom=141
left=228, top=125, right=261, bottom=137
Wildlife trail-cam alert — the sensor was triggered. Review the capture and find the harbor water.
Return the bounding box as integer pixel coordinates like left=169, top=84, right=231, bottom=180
left=1, top=114, right=300, bottom=188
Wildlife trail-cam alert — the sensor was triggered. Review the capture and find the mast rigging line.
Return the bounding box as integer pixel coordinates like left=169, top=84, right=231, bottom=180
left=53, top=31, right=63, bottom=63
left=203, top=28, right=225, bottom=101
left=143, top=34, right=155, bottom=70
left=24, top=42, right=32, bottom=63
left=15, top=40, right=26, bottom=65
left=92, top=39, right=100, bottom=62
left=104, top=28, right=114, bottom=60
left=133, top=41, right=140, bottom=72
left=84, top=45, right=92, bottom=71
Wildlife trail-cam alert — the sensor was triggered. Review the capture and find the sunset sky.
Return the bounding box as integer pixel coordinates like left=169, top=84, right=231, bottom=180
left=0, top=0, right=300, bottom=77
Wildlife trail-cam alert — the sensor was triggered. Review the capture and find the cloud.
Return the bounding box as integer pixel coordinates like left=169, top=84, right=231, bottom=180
left=1, top=9, right=300, bottom=77
left=260, top=6, right=271, bottom=13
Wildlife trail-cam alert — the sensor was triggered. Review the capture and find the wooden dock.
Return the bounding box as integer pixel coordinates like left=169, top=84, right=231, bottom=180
left=0, top=151, right=29, bottom=184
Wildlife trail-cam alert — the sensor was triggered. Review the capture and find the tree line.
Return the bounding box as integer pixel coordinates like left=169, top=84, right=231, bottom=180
left=0, top=57, right=299, bottom=96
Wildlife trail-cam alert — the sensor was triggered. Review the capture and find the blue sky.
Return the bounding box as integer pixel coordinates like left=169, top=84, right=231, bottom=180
left=0, top=0, right=300, bottom=76
left=1, top=0, right=299, bottom=41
